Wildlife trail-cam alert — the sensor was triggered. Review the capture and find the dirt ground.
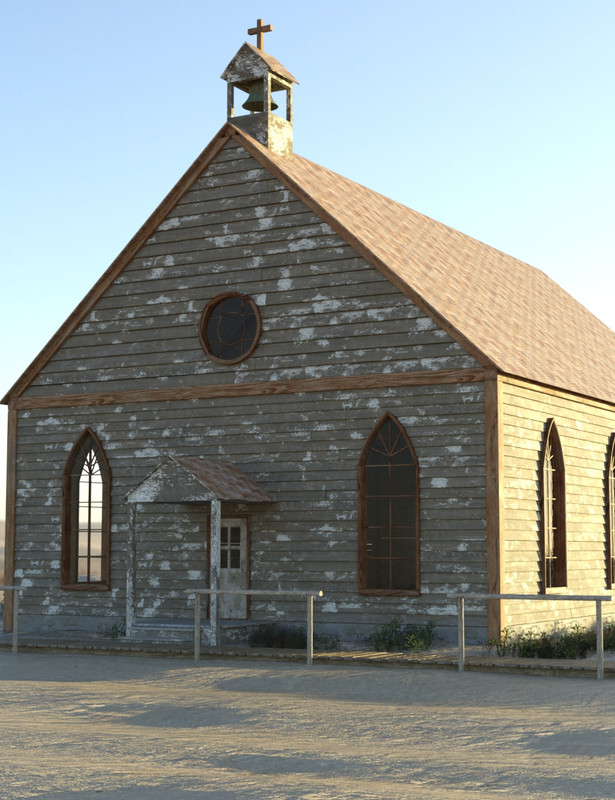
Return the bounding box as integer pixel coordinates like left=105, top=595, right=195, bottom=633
left=1, top=651, right=614, bottom=799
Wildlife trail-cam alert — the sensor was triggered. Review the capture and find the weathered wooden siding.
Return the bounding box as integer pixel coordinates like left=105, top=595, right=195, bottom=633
left=12, top=141, right=488, bottom=641
left=26, top=144, right=477, bottom=396
left=134, top=504, right=208, bottom=619
left=14, top=382, right=487, bottom=640
left=500, top=377, right=615, bottom=630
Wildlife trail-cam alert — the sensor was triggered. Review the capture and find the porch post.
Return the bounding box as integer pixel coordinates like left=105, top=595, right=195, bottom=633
left=125, top=503, right=137, bottom=637
left=209, top=498, right=221, bottom=646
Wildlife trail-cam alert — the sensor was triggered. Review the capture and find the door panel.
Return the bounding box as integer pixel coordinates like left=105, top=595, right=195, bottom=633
left=219, top=517, right=249, bottom=619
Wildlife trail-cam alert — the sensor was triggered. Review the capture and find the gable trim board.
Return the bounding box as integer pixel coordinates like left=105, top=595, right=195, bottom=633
left=2, top=122, right=488, bottom=406
left=224, top=128, right=493, bottom=370
left=6, top=123, right=615, bottom=408
left=1, top=127, right=231, bottom=405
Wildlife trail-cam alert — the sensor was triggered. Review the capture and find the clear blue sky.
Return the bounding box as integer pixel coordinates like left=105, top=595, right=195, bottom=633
left=1, top=0, right=615, bottom=520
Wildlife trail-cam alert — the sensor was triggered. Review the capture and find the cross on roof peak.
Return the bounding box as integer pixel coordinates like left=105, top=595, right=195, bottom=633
left=248, top=18, right=273, bottom=51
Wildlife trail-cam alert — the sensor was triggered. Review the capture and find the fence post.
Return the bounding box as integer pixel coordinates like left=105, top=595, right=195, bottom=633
left=12, top=589, right=19, bottom=655
left=596, top=599, right=604, bottom=681
left=457, top=596, right=465, bottom=672
left=194, top=593, right=201, bottom=663
left=306, top=594, right=314, bottom=666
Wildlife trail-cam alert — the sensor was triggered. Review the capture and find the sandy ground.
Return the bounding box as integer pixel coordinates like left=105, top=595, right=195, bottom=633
left=1, top=652, right=615, bottom=800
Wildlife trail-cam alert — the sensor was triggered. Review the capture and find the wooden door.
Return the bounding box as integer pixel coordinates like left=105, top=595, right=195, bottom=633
left=218, top=517, right=249, bottom=619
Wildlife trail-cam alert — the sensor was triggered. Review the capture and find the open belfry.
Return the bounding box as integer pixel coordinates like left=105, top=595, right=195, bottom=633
left=3, top=21, right=615, bottom=646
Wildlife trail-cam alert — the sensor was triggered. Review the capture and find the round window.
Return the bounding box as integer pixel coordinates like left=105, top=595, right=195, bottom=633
left=199, top=292, right=262, bottom=364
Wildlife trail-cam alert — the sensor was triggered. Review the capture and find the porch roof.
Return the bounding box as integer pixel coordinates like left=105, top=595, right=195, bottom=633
left=126, top=455, right=275, bottom=504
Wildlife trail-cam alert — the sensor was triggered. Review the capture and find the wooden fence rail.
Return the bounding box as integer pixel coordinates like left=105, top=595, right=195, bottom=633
left=185, top=589, right=324, bottom=665
left=449, top=593, right=614, bottom=679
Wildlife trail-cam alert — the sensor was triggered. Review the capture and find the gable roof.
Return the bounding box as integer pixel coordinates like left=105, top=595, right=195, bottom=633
left=126, top=455, right=274, bottom=504
left=4, top=122, right=615, bottom=406
left=233, top=128, right=615, bottom=406
left=221, top=43, right=299, bottom=86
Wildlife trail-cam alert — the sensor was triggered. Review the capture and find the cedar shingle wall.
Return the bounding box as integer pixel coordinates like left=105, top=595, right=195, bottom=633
left=501, top=378, right=615, bottom=630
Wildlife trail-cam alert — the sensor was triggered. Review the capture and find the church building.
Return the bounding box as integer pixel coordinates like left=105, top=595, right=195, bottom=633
left=4, top=23, right=615, bottom=644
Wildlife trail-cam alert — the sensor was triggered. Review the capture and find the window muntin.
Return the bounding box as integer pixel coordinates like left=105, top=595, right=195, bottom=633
left=199, top=292, right=262, bottom=364
left=607, top=435, right=615, bottom=587
left=540, top=419, right=566, bottom=590
left=221, top=525, right=242, bottom=570
left=359, top=413, right=419, bottom=594
left=62, top=429, right=111, bottom=589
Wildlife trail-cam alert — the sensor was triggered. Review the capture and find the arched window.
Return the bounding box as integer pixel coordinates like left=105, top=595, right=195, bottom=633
left=62, top=428, right=111, bottom=589
left=606, top=435, right=615, bottom=587
left=540, top=419, right=566, bottom=590
left=358, top=413, right=419, bottom=594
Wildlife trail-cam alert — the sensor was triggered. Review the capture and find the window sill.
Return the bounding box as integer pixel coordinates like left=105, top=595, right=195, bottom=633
left=61, top=583, right=110, bottom=592
left=359, top=589, right=420, bottom=597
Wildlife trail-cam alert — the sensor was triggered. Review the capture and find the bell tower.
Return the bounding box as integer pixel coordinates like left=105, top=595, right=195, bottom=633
left=221, top=20, right=298, bottom=158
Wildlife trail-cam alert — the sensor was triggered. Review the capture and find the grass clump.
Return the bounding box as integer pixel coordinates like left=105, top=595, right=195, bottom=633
left=604, top=621, right=615, bottom=650
left=249, top=622, right=341, bottom=651
left=489, top=623, right=607, bottom=660
left=368, top=617, right=435, bottom=653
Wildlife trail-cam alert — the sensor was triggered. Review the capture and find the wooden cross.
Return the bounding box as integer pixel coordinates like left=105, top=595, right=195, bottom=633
left=248, top=18, right=272, bottom=50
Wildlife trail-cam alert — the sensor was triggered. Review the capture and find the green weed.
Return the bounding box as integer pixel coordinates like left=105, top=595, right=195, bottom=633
left=489, top=623, right=606, bottom=659
left=368, top=618, right=435, bottom=653
left=248, top=622, right=340, bottom=651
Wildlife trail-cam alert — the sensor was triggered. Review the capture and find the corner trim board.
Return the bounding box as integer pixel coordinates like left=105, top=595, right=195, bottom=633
left=484, top=370, right=504, bottom=639
left=3, top=408, right=17, bottom=631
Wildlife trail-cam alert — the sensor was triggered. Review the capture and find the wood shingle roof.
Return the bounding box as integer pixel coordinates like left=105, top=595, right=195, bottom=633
left=230, top=125, right=615, bottom=405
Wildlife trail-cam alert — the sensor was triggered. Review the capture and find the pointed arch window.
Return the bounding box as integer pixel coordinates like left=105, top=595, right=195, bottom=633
left=62, top=428, right=111, bottom=590
left=540, top=419, right=566, bottom=590
left=358, top=413, right=419, bottom=594
left=606, top=435, right=615, bottom=587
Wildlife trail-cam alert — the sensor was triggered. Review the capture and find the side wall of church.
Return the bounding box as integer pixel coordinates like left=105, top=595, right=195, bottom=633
left=500, top=377, right=615, bottom=631
left=12, top=142, right=488, bottom=642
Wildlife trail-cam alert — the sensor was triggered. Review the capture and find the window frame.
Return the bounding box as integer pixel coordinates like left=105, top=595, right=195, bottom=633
left=358, top=412, right=420, bottom=596
left=199, top=292, right=262, bottom=365
left=61, top=428, right=111, bottom=591
left=606, top=434, right=615, bottom=588
left=540, top=418, right=567, bottom=591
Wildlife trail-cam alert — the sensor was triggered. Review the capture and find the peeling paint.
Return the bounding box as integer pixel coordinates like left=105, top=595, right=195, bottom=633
left=134, top=448, right=161, bottom=458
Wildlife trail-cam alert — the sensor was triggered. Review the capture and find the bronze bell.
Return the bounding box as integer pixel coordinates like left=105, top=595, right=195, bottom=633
left=242, top=81, right=278, bottom=112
